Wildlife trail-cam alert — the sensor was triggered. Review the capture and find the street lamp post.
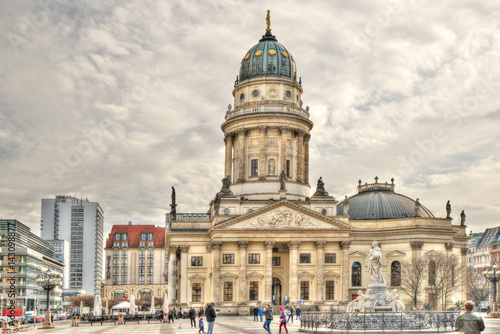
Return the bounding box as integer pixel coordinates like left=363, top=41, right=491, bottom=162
left=483, top=263, right=500, bottom=317
left=36, top=269, right=62, bottom=327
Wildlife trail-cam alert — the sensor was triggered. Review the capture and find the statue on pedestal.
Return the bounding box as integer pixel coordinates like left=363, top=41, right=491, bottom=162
left=369, top=241, right=385, bottom=284
left=460, top=210, right=466, bottom=226
left=361, top=289, right=377, bottom=312
left=347, top=290, right=365, bottom=313
left=279, top=170, right=287, bottom=190
left=415, top=198, right=421, bottom=217
left=386, top=289, right=405, bottom=312
left=170, top=186, right=177, bottom=221
left=343, top=196, right=350, bottom=216
left=446, top=200, right=451, bottom=218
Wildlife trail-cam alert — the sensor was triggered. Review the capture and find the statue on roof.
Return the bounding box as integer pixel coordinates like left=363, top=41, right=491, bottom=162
left=279, top=170, right=287, bottom=191
left=222, top=175, right=231, bottom=189
left=343, top=195, right=350, bottom=216
left=317, top=177, right=325, bottom=191
left=213, top=193, right=221, bottom=216
left=446, top=200, right=451, bottom=219
left=170, top=186, right=177, bottom=221
left=414, top=198, right=421, bottom=217
left=266, top=10, right=271, bottom=32
left=460, top=210, right=466, bottom=226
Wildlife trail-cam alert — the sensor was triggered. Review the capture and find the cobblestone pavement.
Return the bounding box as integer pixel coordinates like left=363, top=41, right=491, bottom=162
left=21, top=314, right=500, bottom=333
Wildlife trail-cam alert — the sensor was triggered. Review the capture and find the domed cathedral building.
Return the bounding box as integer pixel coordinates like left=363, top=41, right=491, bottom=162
left=165, top=13, right=468, bottom=314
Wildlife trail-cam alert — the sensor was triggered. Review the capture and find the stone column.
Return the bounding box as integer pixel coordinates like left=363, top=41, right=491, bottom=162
left=180, top=245, right=190, bottom=306
left=316, top=241, right=326, bottom=304
left=224, top=134, right=233, bottom=180
left=296, top=130, right=304, bottom=182
left=445, top=242, right=454, bottom=256
left=461, top=247, right=468, bottom=300
left=289, top=241, right=301, bottom=304
left=211, top=241, right=222, bottom=304
left=168, top=246, right=178, bottom=306
left=410, top=241, right=424, bottom=260
left=238, top=240, right=249, bottom=304
left=340, top=241, right=351, bottom=302
left=279, top=127, right=288, bottom=174
left=258, top=126, right=267, bottom=180
left=304, top=134, right=310, bottom=185
left=264, top=241, right=275, bottom=304
left=237, top=129, right=246, bottom=182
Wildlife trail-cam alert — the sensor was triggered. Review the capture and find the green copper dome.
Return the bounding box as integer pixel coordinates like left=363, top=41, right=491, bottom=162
left=239, top=32, right=297, bottom=82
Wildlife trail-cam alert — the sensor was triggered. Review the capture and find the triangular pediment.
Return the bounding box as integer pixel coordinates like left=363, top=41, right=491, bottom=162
left=213, top=201, right=352, bottom=231
left=220, top=272, right=238, bottom=279
left=349, top=251, right=369, bottom=259
left=386, top=250, right=406, bottom=258
left=188, top=274, right=206, bottom=281
left=298, top=271, right=315, bottom=278
left=246, top=271, right=264, bottom=279
left=324, top=271, right=340, bottom=278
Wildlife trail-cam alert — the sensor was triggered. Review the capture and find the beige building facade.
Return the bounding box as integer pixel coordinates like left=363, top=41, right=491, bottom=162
left=166, top=18, right=469, bottom=314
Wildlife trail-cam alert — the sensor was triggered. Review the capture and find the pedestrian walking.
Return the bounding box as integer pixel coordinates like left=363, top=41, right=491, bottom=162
left=279, top=306, right=289, bottom=334
left=189, top=306, right=197, bottom=328
left=253, top=305, right=259, bottom=321
left=296, top=306, right=301, bottom=320
left=198, top=306, right=205, bottom=318
left=178, top=308, right=184, bottom=329
left=167, top=308, right=174, bottom=323
left=454, top=301, right=485, bottom=334
left=287, top=306, right=294, bottom=323
left=258, top=306, right=264, bottom=322
left=263, top=304, right=273, bottom=334
left=198, top=317, right=205, bottom=334
left=206, top=302, right=217, bottom=334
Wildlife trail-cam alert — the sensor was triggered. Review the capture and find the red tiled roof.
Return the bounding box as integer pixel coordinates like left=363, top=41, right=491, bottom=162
left=105, top=224, right=165, bottom=248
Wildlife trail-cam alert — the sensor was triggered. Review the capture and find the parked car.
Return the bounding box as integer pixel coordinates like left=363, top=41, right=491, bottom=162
left=35, top=315, right=44, bottom=323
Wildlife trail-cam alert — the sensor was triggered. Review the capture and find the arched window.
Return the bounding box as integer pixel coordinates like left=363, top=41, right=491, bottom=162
left=391, top=261, right=401, bottom=286
left=428, top=260, right=436, bottom=285
left=111, top=290, right=128, bottom=300
left=138, top=288, right=152, bottom=299
left=352, top=262, right=361, bottom=286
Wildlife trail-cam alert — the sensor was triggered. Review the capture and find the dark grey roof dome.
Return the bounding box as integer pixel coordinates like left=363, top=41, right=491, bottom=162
left=337, top=177, right=434, bottom=220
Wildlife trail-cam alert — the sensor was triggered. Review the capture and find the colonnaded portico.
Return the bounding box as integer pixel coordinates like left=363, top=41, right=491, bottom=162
left=165, top=13, right=468, bottom=314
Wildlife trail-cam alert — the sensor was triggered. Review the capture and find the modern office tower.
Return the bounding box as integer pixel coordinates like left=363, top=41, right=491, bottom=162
left=0, top=219, right=64, bottom=312
left=41, top=195, right=104, bottom=296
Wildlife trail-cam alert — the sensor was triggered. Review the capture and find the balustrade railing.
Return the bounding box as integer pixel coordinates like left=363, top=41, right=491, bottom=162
left=226, top=104, right=309, bottom=120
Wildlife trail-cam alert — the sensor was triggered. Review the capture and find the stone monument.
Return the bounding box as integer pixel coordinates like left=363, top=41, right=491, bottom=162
left=367, top=241, right=391, bottom=311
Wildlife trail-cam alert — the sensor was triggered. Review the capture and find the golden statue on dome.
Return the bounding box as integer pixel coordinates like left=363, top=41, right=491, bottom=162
left=266, top=10, right=271, bottom=32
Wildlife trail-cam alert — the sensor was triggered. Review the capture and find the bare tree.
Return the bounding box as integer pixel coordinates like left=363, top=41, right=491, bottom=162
left=427, top=252, right=461, bottom=310
left=467, top=267, right=489, bottom=304
left=68, top=295, right=95, bottom=308
left=400, top=256, right=428, bottom=308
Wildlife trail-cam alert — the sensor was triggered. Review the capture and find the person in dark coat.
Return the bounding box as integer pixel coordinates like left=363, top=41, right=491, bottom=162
left=288, top=306, right=294, bottom=323
left=263, top=304, right=273, bottom=334
left=198, top=316, right=205, bottom=334
left=189, top=306, right=196, bottom=328
left=178, top=308, right=184, bottom=329
left=206, top=302, right=217, bottom=334
left=198, top=307, right=205, bottom=318
left=253, top=305, right=259, bottom=321
left=296, top=306, right=301, bottom=320
left=167, top=308, right=174, bottom=323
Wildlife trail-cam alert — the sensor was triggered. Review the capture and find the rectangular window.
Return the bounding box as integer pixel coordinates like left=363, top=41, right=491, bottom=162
left=113, top=260, right=119, bottom=267
left=223, top=282, right=233, bottom=301
left=113, top=242, right=119, bottom=248
left=147, top=268, right=153, bottom=276
left=113, top=277, right=118, bottom=285
left=148, top=259, right=153, bottom=267
left=122, top=259, right=127, bottom=267
left=147, top=276, right=153, bottom=284
left=121, top=268, right=127, bottom=276
left=113, top=250, right=119, bottom=258
left=115, top=234, right=121, bottom=241
left=300, top=254, right=311, bottom=263
left=139, top=241, right=146, bottom=248
left=251, top=159, right=258, bottom=177
left=326, top=281, right=335, bottom=300
left=148, top=241, right=154, bottom=248
left=192, top=283, right=201, bottom=302
left=121, top=276, right=127, bottom=285
left=300, top=281, right=310, bottom=300
left=122, top=250, right=127, bottom=258
left=113, top=268, right=118, bottom=276
left=191, top=257, right=203, bottom=266
left=248, top=254, right=260, bottom=264
left=325, top=253, right=336, bottom=264
left=148, top=250, right=154, bottom=258
left=249, top=281, right=259, bottom=300
left=139, top=277, right=144, bottom=284
left=223, top=254, right=234, bottom=264
left=272, top=257, right=281, bottom=266
left=286, top=160, right=291, bottom=177
left=139, top=259, right=145, bottom=267
left=140, top=251, right=145, bottom=258
left=139, top=268, right=145, bottom=276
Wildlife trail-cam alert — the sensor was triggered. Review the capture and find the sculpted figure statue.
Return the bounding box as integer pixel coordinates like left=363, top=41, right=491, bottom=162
left=343, top=195, right=350, bottom=216
left=446, top=200, right=451, bottom=218
left=227, top=104, right=232, bottom=112
left=213, top=193, right=221, bottom=216
left=460, top=210, right=466, bottom=226
left=221, top=175, right=231, bottom=189
left=347, top=290, right=365, bottom=313
left=269, top=160, right=275, bottom=175
left=279, top=170, right=287, bottom=190
left=386, top=289, right=405, bottom=312
left=415, top=198, right=421, bottom=217
left=360, top=289, right=376, bottom=312
left=317, top=177, right=325, bottom=190
left=369, top=241, right=385, bottom=284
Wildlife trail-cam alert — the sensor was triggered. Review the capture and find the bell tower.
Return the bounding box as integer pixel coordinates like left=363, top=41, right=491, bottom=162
left=221, top=11, right=313, bottom=201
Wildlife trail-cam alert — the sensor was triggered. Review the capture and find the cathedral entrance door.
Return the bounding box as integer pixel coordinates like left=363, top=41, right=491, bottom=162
left=272, top=277, right=282, bottom=305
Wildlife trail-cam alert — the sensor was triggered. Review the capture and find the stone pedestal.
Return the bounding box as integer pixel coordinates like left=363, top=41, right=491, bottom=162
left=2, top=321, right=9, bottom=330
left=490, top=302, right=499, bottom=317
left=42, top=311, right=53, bottom=328
left=14, top=319, right=20, bottom=330
left=368, top=283, right=388, bottom=308
left=118, top=314, right=124, bottom=325
left=279, top=190, right=287, bottom=200
left=71, top=316, right=78, bottom=327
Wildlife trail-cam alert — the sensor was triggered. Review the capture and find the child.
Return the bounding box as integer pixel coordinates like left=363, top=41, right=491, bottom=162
left=198, top=316, right=205, bottom=333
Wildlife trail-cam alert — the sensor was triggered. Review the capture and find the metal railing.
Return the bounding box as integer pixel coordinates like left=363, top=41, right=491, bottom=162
left=301, top=311, right=459, bottom=332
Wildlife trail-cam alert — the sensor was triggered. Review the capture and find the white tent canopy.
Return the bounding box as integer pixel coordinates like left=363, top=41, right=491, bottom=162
left=112, top=301, right=130, bottom=309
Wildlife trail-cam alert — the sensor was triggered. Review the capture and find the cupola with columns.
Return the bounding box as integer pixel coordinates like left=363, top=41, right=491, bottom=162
left=221, top=11, right=313, bottom=201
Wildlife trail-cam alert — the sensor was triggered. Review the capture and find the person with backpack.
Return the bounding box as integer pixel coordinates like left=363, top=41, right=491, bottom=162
left=263, top=304, right=273, bottom=334
left=287, top=306, right=294, bottom=323
left=206, top=302, right=217, bottom=334
left=177, top=308, right=184, bottom=329
left=189, top=306, right=197, bottom=328
left=279, top=306, right=288, bottom=334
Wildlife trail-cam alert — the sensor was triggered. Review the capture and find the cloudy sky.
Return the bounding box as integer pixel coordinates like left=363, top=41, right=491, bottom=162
left=1, top=0, right=499, bottom=238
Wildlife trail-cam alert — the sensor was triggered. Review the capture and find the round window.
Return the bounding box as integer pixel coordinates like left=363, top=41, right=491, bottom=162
left=252, top=90, right=260, bottom=98
left=285, top=90, right=291, bottom=98
left=240, top=93, right=245, bottom=103
left=223, top=208, right=230, bottom=215
left=321, top=208, right=327, bottom=215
